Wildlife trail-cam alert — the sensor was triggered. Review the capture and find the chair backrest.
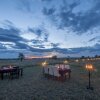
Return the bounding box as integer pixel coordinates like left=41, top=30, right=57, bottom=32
left=44, top=67, right=49, bottom=74
left=13, top=66, right=19, bottom=69
left=65, top=65, right=70, bottom=69
left=53, top=67, right=60, bottom=77
left=55, top=64, right=59, bottom=68
left=48, top=67, right=54, bottom=75
left=1, top=65, right=10, bottom=68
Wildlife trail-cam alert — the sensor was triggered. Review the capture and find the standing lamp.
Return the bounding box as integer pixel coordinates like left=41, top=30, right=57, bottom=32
left=85, top=64, right=94, bottom=90
left=42, top=61, right=47, bottom=74
left=63, top=60, right=68, bottom=65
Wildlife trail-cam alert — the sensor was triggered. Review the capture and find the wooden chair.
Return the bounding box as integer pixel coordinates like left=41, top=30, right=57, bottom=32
left=43, top=67, right=49, bottom=78
left=64, top=65, right=71, bottom=79
left=10, top=68, right=19, bottom=79
left=65, top=65, right=70, bottom=69
left=53, top=67, right=61, bottom=80
left=48, top=67, right=54, bottom=79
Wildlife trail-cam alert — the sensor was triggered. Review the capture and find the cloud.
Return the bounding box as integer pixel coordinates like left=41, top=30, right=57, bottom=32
left=29, top=39, right=45, bottom=49
left=88, top=37, right=97, bottom=42
left=50, top=43, right=60, bottom=48
left=28, top=28, right=42, bottom=37
left=69, top=43, right=100, bottom=56
left=0, top=20, right=51, bottom=50
left=2, top=20, right=14, bottom=27
left=28, top=26, right=49, bottom=42
left=0, top=20, right=30, bottom=49
left=0, top=27, right=21, bottom=42
left=32, top=44, right=45, bottom=49
left=42, top=7, right=56, bottom=15
left=12, top=42, right=28, bottom=49
left=0, top=20, right=50, bottom=50
left=0, top=43, right=6, bottom=49
left=1, top=20, right=99, bottom=57
left=42, top=0, right=100, bottom=34
left=88, top=36, right=100, bottom=42
left=31, top=39, right=43, bottom=44
left=0, top=26, right=29, bottom=49
left=17, top=0, right=32, bottom=13
left=41, top=0, right=53, bottom=2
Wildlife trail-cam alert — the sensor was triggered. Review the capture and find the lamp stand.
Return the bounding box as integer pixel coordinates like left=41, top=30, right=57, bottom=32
left=86, top=71, right=93, bottom=90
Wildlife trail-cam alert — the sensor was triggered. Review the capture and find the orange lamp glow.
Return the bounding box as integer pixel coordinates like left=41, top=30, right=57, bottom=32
left=86, top=64, right=93, bottom=71
left=63, top=60, right=68, bottom=64
left=42, top=61, right=47, bottom=67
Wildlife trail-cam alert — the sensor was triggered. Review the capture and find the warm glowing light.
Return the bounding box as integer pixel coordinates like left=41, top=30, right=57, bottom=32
left=75, top=59, right=79, bottom=62
left=42, top=61, right=47, bottom=67
left=25, top=55, right=53, bottom=59
left=63, top=60, right=68, bottom=64
left=86, top=64, right=93, bottom=71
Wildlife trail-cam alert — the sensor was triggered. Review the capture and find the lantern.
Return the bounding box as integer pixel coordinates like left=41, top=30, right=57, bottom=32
left=85, top=64, right=94, bottom=90
left=63, top=60, right=68, bottom=64
left=42, top=61, right=47, bottom=67
left=86, top=64, right=93, bottom=71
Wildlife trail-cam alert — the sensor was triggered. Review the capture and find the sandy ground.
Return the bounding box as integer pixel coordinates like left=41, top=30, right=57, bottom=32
left=0, top=64, right=100, bottom=100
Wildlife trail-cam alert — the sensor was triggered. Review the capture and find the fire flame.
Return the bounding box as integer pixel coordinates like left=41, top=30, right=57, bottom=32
left=86, top=64, right=93, bottom=70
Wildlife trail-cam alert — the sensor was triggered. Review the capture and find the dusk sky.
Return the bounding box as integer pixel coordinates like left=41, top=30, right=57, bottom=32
left=0, top=0, right=100, bottom=58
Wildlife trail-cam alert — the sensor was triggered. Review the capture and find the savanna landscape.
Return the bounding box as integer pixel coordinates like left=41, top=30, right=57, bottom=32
left=0, top=0, right=100, bottom=100
left=0, top=58, right=100, bottom=100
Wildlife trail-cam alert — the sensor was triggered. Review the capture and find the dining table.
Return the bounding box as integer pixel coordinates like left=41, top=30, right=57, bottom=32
left=58, top=68, right=71, bottom=79
left=0, top=66, right=23, bottom=80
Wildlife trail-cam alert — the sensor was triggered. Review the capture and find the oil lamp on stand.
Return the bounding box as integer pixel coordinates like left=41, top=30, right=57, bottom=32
left=85, top=64, right=94, bottom=90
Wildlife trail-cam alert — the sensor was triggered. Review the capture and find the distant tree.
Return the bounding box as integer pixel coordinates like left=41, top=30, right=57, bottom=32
left=81, top=56, right=85, bottom=59
left=87, top=56, right=90, bottom=59
left=95, top=55, right=98, bottom=58
left=18, top=53, right=25, bottom=62
left=67, top=56, right=70, bottom=58
left=51, top=55, right=57, bottom=59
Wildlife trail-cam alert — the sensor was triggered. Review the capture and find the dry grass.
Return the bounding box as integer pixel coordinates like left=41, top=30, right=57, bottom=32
left=0, top=59, right=100, bottom=100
